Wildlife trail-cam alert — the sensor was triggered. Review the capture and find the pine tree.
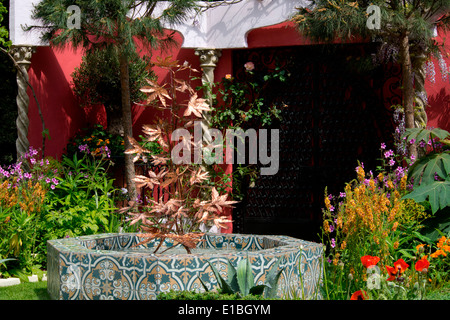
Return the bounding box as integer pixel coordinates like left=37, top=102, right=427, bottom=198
left=71, top=47, right=153, bottom=136
left=292, top=0, right=450, bottom=158
left=28, top=0, right=198, bottom=200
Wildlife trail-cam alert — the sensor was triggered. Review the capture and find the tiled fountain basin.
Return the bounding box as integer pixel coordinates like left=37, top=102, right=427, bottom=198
left=47, top=232, right=323, bottom=300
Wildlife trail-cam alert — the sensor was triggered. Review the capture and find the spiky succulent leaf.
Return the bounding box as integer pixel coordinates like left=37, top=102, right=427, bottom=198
left=264, top=257, right=284, bottom=298
left=236, top=258, right=254, bottom=296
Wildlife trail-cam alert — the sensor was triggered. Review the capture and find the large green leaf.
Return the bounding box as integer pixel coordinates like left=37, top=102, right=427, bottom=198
left=264, top=257, right=284, bottom=298
left=236, top=258, right=254, bottom=296
left=226, top=260, right=240, bottom=293
left=403, top=181, right=450, bottom=213
left=206, top=260, right=234, bottom=294
left=408, top=152, right=450, bottom=186
left=403, top=127, right=450, bottom=144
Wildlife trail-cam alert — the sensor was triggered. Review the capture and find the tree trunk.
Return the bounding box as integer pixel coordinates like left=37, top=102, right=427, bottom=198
left=119, top=52, right=137, bottom=201
left=399, top=32, right=418, bottom=159
left=105, top=104, right=124, bottom=136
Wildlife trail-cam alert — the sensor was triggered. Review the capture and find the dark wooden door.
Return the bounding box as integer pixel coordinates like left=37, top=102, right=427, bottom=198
left=231, top=44, right=399, bottom=242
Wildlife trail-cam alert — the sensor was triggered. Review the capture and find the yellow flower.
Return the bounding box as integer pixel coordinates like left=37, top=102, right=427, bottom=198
left=400, top=175, right=407, bottom=190
left=392, top=221, right=399, bottom=231
left=324, top=196, right=331, bottom=210
left=387, top=180, right=394, bottom=189
left=356, top=166, right=365, bottom=181
left=323, top=220, right=330, bottom=233
left=368, top=179, right=376, bottom=193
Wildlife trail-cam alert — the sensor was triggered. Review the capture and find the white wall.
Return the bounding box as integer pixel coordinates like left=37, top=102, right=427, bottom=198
left=10, top=0, right=307, bottom=48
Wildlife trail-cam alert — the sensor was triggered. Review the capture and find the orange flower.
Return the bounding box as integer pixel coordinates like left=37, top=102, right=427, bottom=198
left=430, top=249, right=447, bottom=258
left=350, top=290, right=369, bottom=300
left=416, top=244, right=426, bottom=253
left=415, top=257, right=430, bottom=272
left=386, top=258, right=409, bottom=281
left=361, top=255, right=380, bottom=268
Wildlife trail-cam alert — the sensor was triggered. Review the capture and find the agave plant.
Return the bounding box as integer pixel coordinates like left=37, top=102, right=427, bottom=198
left=200, top=257, right=284, bottom=298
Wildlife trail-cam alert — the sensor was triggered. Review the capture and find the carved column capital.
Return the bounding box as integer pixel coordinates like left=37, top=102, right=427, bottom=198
left=195, top=48, right=222, bottom=88
left=11, top=45, right=35, bottom=161
left=10, top=45, right=35, bottom=69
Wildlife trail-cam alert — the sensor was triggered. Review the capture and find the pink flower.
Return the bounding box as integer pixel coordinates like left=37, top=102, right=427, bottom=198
left=244, top=62, right=255, bottom=71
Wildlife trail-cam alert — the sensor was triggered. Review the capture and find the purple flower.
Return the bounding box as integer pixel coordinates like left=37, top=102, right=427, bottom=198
left=331, top=238, right=336, bottom=248
left=384, top=149, right=394, bottom=158
left=339, top=192, right=346, bottom=198
left=389, top=159, right=395, bottom=166
left=45, top=178, right=51, bottom=184
left=380, top=142, right=386, bottom=150
left=52, top=177, right=59, bottom=185
left=329, top=224, right=335, bottom=233
left=51, top=185, right=56, bottom=190
left=78, top=144, right=90, bottom=153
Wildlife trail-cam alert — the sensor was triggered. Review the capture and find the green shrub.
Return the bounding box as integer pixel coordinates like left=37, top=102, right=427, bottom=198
left=157, top=290, right=266, bottom=300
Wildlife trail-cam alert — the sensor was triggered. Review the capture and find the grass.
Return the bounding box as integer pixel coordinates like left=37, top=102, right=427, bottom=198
left=0, top=280, right=449, bottom=300
left=0, top=281, right=50, bottom=300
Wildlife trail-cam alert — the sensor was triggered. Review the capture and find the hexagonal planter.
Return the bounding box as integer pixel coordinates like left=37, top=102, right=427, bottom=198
left=47, top=232, right=323, bottom=300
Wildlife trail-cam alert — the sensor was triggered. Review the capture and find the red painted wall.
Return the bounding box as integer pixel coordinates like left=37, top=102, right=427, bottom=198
left=423, top=26, right=450, bottom=131
left=26, top=21, right=450, bottom=234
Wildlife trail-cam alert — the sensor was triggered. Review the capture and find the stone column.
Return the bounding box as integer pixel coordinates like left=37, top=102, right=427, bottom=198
left=412, top=52, right=428, bottom=129
left=10, top=45, right=35, bottom=160
left=194, top=48, right=222, bottom=144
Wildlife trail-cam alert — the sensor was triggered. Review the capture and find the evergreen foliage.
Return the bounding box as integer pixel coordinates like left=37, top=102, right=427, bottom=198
left=28, top=0, right=199, bottom=199
left=0, top=0, right=17, bottom=164
left=292, top=0, right=450, bottom=158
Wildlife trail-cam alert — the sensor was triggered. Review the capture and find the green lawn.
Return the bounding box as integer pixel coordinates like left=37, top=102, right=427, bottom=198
left=0, top=281, right=50, bottom=300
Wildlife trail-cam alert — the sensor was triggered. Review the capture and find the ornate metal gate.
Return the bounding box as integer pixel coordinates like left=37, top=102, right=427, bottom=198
left=231, top=44, right=400, bottom=241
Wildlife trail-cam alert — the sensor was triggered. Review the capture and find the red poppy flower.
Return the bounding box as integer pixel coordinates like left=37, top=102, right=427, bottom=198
left=415, top=257, right=430, bottom=272
left=350, top=290, right=369, bottom=300
left=386, top=258, right=409, bottom=281
left=361, top=255, right=380, bottom=268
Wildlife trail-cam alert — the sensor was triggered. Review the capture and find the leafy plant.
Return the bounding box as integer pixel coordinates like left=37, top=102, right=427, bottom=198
left=43, top=150, right=121, bottom=241
left=122, top=57, right=237, bottom=253
left=71, top=48, right=153, bottom=135
left=66, top=124, right=125, bottom=160
left=320, top=141, right=432, bottom=299
left=207, top=62, right=289, bottom=201
left=200, top=257, right=283, bottom=298
left=402, top=127, right=450, bottom=213
left=157, top=290, right=265, bottom=300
